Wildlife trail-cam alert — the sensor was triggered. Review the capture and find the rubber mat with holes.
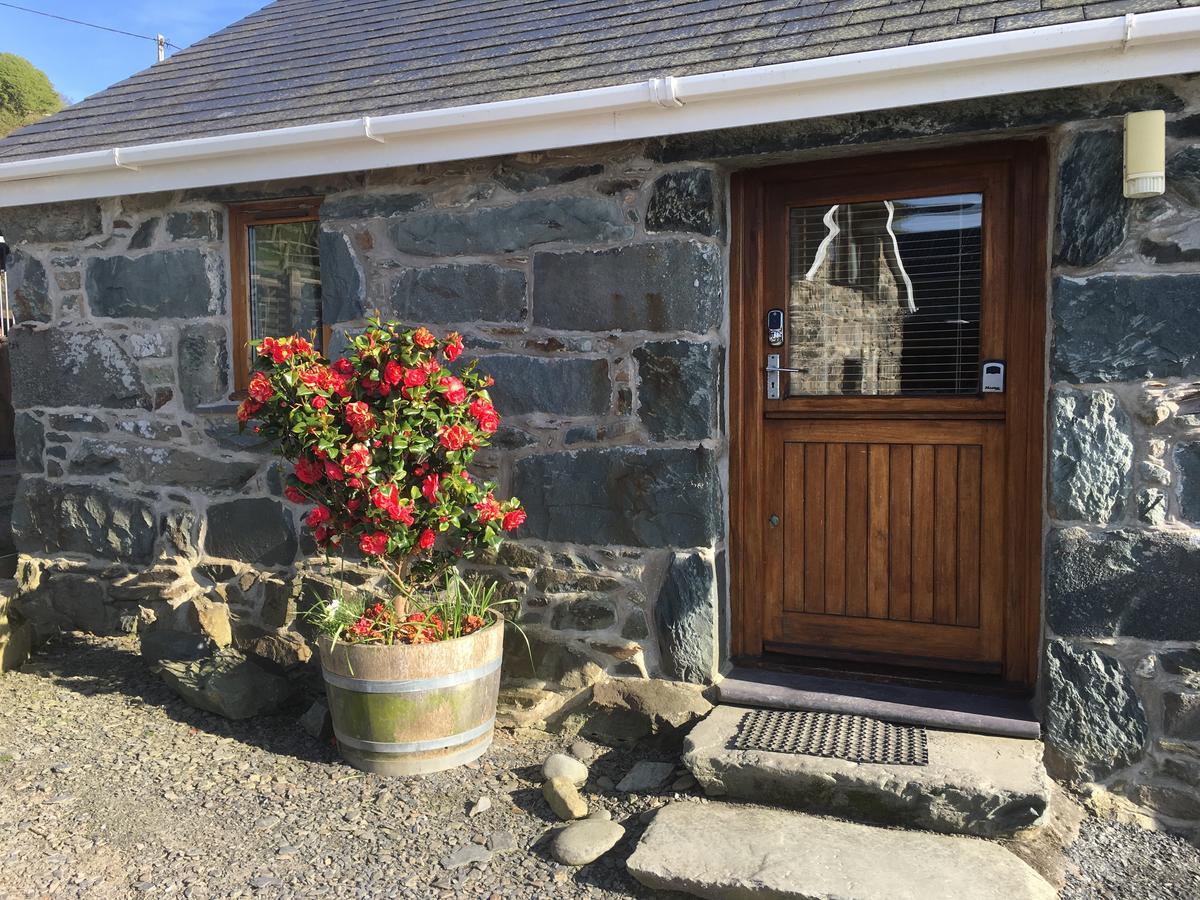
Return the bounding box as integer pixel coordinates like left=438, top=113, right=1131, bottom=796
left=732, top=708, right=929, bottom=766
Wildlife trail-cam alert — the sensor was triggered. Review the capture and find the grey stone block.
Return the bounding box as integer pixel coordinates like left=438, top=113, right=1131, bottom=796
left=166, top=210, right=222, bottom=241
left=1167, top=146, right=1200, bottom=207
left=178, top=323, right=230, bottom=409
left=1045, top=527, right=1200, bottom=641
left=634, top=340, right=721, bottom=441
left=389, top=197, right=631, bottom=256
left=655, top=551, right=716, bottom=684
left=513, top=446, right=722, bottom=548
left=318, top=229, right=364, bottom=324
left=1048, top=387, right=1131, bottom=524
left=388, top=264, right=526, bottom=325
left=1055, top=130, right=1126, bottom=267
left=532, top=241, right=722, bottom=333
left=494, top=164, right=603, bottom=193
left=0, top=200, right=103, bottom=244
left=68, top=439, right=258, bottom=493
left=475, top=354, right=610, bottom=417
left=1052, top=275, right=1200, bottom=382
left=551, top=598, right=617, bottom=631
left=7, top=251, right=50, bottom=323
left=645, top=169, right=719, bottom=236
left=10, top=324, right=149, bottom=410
left=1043, top=638, right=1147, bottom=780
left=1174, top=442, right=1200, bottom=524
left=86, top=250, right=216, bottom=319
left=205, top=498, right=297, bottom=566
left=13, top=413, right=43, bottom=474
left=12, top=479, right=155, bottom=564
left=127, top=218, right=159, bottom=250
left=320, top=191, right=428, bottom=220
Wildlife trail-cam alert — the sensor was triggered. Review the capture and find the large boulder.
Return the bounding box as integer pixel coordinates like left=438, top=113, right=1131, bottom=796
left=158, top=651, right=293, bottom=719
left=580, top=677, right=712, bottom=747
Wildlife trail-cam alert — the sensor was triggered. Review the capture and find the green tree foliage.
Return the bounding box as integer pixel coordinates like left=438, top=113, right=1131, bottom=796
left=0, top=53, right=64, bottom=137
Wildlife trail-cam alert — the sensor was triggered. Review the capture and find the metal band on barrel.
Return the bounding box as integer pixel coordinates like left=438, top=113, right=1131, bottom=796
left=333, top=717, right=495, bottom=754
left=321, top=656, right=501, bottom=694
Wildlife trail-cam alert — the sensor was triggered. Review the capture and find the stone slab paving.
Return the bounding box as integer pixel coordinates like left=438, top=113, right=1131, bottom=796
left=627, top=801, right=1057, bottom=900
left=684, top=704, right=1051, bottom=837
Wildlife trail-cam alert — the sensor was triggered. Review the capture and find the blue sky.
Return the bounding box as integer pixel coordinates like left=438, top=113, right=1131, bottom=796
left=2, top=1, right=266, bottom=103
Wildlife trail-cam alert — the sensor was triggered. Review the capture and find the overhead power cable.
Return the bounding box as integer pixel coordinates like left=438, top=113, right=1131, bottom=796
left=0, top=2, right=182, bottom=50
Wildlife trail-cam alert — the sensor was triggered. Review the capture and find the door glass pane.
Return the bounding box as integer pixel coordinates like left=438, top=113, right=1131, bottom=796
left=786, top=193, right=982, bottom=396
left=248, top=220, right=323, bottom=349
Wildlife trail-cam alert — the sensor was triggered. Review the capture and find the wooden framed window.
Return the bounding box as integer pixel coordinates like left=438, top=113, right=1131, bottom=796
left=228, top=198, right=325, bottom=393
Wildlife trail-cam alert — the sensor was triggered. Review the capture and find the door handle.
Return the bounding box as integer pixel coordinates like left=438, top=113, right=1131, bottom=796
left=764, top=365, right=804, bottom=373
left=765, top=353, right=804, bottom=400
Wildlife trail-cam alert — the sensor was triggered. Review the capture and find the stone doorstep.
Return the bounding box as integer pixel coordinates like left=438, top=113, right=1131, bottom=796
left=684, top=705, right=1052, bottom=838
left=626, top=801, right=1057, bottom=900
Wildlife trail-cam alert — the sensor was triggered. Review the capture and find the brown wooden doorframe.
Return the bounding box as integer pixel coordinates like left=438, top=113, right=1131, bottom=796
left=728, top=141, right=1049, bottom=688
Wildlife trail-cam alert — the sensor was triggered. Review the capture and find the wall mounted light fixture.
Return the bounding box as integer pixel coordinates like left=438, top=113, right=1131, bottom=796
left=1124, top=110, right=1166, bottom=198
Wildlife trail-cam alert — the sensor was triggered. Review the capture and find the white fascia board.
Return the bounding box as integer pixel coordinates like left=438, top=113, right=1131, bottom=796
left=1, top=9, right=1198, bottom=208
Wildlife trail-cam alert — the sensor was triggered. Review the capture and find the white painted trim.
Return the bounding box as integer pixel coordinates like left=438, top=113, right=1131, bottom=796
left=1, top=9, right=1198, bottom=208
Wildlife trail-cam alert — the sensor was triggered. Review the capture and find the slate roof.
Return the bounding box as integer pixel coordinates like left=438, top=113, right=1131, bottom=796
left=0, top=0, right=1187, bottom=163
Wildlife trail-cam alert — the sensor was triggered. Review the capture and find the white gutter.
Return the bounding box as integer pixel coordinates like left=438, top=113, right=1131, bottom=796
left=1, top=9, right=1198, bottom=208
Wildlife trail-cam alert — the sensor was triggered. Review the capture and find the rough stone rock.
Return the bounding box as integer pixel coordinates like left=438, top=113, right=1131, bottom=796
left=1173, top=442, right=1200, bottom=524
left=494, top=163, right=603, bottom=193
left=0, top=593, right=31, bottom=673
left=439, top=844, right=491, bottom=869
left=655, top=551, right=717, bottom=684
left=158, top=651, right=293, bottom=719
left=0, top=199, right=103, bottom=244
left=1167, top=146, right=1200, bottom=207
left=166, top=211, right=222, bottom=241
left=532, top=240, right=722, bottom=333
left=501, top=627, right=606, bottom=691
left=616, top=760, right=675, bottom=793
left=244, top=630, right=312, bottom=671
left=140, top=629, right=216, bottom=664
left=685, top=705, right=1050, bottom=838
left=69, top=439, right=258, bottom=493
left=1045, top=527, right=1200, bottom=641
left=551, top=598, right=616, bottom=631
left=321, top=191, right=428, bottom=220
left=476, top=354, right=610, bottom=417
left=14, top=413, right=43, bottom=474
left=633, top=340, right=721, bottom=441
left=627, top=801, right=1057, bottom=900
left=542, top=775, right=588, bottom=820
left=551, top=817, right=625, bottom=866
left=188, top=596, right=233, bottom=647
left=127, top=217, right=159, bottom=250
left=514, top=446, right=722, bottom=547
left=13, top=479, right=155, bottom=564
left=389, top=196, right=630, bottom=256
left=204, top=499, right=298, bottom=566
left=1056, top=130, right=1126, bottom=267
left=1052, top=275, right=1200, bottom=382
left=177, top=323, right=230, bottom=409
left=581, top=677, right=712, bottom=747
left=1043, top=639, right=1147, bottom=781
left=468, top=795, right=491, bottom=817
left=1048, top=387, right=1132, bottom=524
left=300, top=699, right=332, bottom=740
left=85, top=250, right=216, bottom=319
left=387, top=264, right=526, bottom=325
left=10, top=325, right=149, bottom=410
left=645, top=169, right=719, bottom=236
left=1163, top=691, right=1200, bottom=741
left=1159, top=648, right=1200, bottom=677
left=318, top=229, right=364, bottom=324
left=1139, top=221, right=1200, bottom=264
left=542, top=753, right=588, bottom=787
left=7, top=252, right=50, bottom=322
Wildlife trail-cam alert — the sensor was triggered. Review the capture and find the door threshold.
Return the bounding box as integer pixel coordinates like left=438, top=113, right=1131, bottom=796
left=718, top=665, right=1040, bottom=740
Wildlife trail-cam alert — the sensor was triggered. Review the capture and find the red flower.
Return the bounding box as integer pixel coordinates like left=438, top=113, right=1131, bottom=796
left=439, top=424, right=472, bottom=451
left=413, top=327, right=437, bottom=349
left=421, top=358, right=441, bottom=376
left=311, top=395, right=328, bottom=410
left=469, top=398, right=499, bottom=434
left=383, top=360, right=405, bottom=386
left=295, top=456, right=323, bottom=485
left=402, top=367, right=427, bottom=388
left=474, top=493, right=502, bottom=523
left=344, top=401, right=376, bottom=438
left=259, top=336, right=292, bottom=364
left=284, top=485, right=306, bottom=504
left=393, top=502, right=415, bottom=526
left=237, top=398, right=263, bottom=423
left=359, top=532, right=389, bottom=556
left=421, top=472, right=440, bottom=504
left=502, top=508, right=527, bottom=532
left=323, top=460, right=345, bottom=482
left=248, top=371, right=275, bottom=403
left=444, top=332, right=464, bottom=362
left=333, top=358, right=354, bottom=376
left=438, top=376, right=467, bottom=405
left=342, top=443, right=372, bottom=476
left=417, top=528, right=436, bottom=550
left=306, top=505, right=332, bottom=527
left=347, top=477, right=363, bottom=489
left=292, top=336, right=313, bottom=355
left=371, top=483, right=400, bottom=516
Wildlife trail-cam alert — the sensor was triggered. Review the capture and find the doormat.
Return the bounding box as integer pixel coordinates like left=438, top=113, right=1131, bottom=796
left=732, top=708, right=929, bottom=766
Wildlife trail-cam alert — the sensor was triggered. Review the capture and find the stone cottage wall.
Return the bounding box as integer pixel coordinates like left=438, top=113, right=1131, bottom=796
left=2, top=74, right=1200, bottom=828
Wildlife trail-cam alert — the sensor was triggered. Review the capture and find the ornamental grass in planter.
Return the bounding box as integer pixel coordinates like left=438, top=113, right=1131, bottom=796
left=239, top=319, right=526, bottom=775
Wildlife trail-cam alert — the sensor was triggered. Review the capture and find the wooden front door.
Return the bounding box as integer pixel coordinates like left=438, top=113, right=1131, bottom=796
left=731, top=143, right=1047, bottom=686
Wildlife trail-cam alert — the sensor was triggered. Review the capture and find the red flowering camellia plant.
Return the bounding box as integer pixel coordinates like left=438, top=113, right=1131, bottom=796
left=238, top=317, right=525, bottom=645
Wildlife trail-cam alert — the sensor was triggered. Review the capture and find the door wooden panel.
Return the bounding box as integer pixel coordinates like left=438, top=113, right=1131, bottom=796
left=730, top=142, right=1048, bottom=685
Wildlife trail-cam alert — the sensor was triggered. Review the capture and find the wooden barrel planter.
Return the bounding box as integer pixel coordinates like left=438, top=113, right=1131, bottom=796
left=317, top=617, right=503, bottom=776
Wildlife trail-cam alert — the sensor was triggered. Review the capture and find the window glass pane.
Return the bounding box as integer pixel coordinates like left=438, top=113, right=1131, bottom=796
left=248, top=220, right=322, bottom=349
left=786, top=193, right=983, bottom=396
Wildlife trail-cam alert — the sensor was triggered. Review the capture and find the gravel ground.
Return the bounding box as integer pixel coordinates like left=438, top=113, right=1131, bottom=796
left=2, top=633, right=1199, bottom=900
